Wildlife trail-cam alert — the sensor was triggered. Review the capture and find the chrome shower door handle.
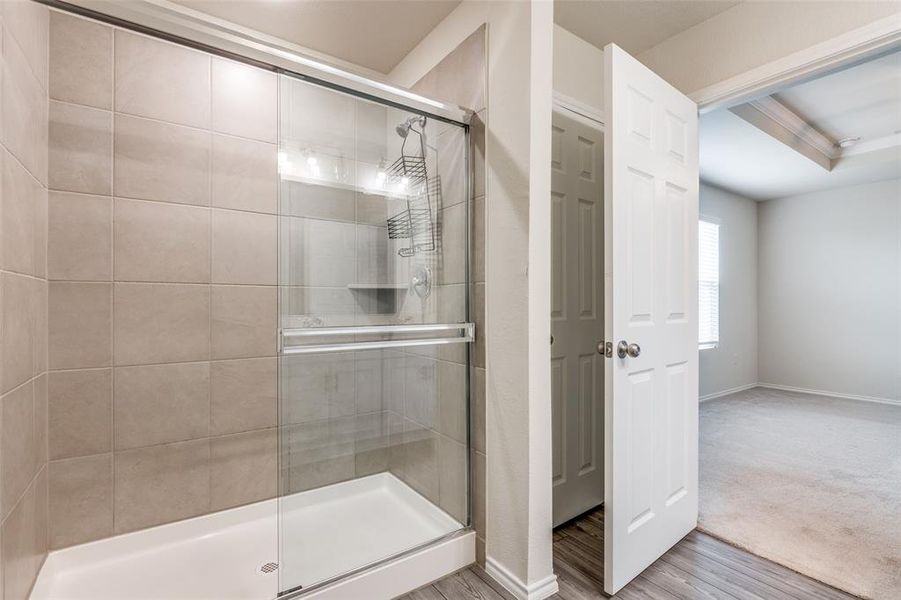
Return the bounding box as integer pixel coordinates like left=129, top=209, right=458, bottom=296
left=616, top=340, right=641, bottom=359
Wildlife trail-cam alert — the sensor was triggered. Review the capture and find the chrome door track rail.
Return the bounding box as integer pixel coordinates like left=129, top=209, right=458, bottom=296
left=280, top=323, right=475, bottom=355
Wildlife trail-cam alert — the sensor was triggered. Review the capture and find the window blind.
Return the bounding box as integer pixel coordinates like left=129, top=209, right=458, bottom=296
left=698, top=219, right=719, bottom=348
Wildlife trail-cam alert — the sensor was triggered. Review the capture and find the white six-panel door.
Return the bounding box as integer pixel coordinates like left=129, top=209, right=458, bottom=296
left=603, top=44, right=699, bottom=594
left=550, top=110, right=605, bottom=527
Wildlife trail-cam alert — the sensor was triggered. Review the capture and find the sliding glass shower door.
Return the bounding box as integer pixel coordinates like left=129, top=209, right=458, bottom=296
left=276, top=73, right=472, bottom=595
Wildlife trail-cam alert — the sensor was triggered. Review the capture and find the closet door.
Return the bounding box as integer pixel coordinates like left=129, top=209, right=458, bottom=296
left=550, top=109, right=605, bottom=527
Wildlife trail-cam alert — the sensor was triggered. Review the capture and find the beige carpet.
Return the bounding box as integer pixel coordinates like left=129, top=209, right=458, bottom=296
left=699, top=387, right=901, bottom=600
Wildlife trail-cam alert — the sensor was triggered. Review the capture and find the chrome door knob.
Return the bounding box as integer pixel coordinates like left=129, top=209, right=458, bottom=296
left=617, top=340, right=641, bottom=358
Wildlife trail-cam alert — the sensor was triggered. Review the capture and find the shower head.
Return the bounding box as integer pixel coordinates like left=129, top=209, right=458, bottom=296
left=396, top=116, right=425, bottom=138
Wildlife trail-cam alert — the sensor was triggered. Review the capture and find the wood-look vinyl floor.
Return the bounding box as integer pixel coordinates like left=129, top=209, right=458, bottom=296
left=400, top=507, right=859, bottom=600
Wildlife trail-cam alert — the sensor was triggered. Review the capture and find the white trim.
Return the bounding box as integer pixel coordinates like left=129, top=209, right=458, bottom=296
left=304, top=532, right=476, bottom=599
left=745, top=97, right=838, bottom=159
left=485, top=557, right=559, bottom=600
left=692, top=13, right=901, bottom=112
left=757, top=383, right=901, bottom=408
left=699, top=383, right=759, bottom=403
left=552, top=90, right=605, bottom=127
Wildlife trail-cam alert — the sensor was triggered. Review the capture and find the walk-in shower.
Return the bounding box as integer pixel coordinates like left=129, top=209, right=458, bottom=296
left=31, top=4, right=473, bottom=599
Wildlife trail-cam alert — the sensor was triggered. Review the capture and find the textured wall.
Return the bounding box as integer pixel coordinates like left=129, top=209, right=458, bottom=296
left=0, top=1, right=51, bottom=598
left=46, top=9, right=279, bottom=548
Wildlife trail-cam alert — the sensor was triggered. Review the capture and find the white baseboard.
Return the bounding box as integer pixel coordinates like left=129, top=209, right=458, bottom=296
left=756, top=383, right=901, bottom=407
left=699, top=383, right=759, bottom=402
left=485, top=557, right=559, bottom=600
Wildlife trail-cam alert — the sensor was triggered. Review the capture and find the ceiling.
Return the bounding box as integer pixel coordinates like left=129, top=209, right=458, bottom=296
left=168, top=0, right=460, bottom=74
left=701, top=49, right=901, bottom=200
left=774, top=50, right=901, bottom=143
left=554, top=0, right=739, bottom=56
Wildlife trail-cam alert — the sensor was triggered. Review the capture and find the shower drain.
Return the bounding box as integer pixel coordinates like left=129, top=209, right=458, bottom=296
left=259, top=562, right=279, bottom=575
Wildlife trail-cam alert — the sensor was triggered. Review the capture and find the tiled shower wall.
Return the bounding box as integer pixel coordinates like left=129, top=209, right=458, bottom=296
left=46, top=10, right=278, bottom=548
left=0, top=1, right=51, bottom=598
left=411, top=26, right=488, bottom=564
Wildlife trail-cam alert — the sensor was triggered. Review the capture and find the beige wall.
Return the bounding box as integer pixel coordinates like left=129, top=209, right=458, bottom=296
left=553, top=24, right=604, bottom=113
left=46, top=10, right=278, bottom=548
left=0, top=1, right=51, bottom=598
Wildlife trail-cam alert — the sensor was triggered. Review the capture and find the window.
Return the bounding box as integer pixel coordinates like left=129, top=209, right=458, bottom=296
left=698, top=219, right=719, bottom=349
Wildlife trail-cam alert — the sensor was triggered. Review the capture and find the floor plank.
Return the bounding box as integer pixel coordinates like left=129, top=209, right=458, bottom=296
left=406, top=507, right=859, bottom=599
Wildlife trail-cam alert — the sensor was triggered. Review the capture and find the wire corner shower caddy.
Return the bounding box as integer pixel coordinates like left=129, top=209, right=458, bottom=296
left=386, top=115, right=437, bottom=257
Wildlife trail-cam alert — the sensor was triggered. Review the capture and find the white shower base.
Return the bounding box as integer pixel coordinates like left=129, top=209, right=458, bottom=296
left=32, top=473, right=467, bottom=600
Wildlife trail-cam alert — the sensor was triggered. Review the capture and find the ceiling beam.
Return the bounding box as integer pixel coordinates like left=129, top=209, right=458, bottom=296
left=729, top=96, right=836, bottom=171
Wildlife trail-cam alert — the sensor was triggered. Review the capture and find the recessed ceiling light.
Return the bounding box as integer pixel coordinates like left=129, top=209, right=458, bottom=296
left=836, top=137, right=861, bottom=148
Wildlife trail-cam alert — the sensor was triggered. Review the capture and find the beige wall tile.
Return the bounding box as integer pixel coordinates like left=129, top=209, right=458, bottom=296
left=113, top=283, right=210, bottom=365
left=3, top=0, right=49, bottom=91
left=49, top=454, right=113, bottom=549
left=210, top=428, right=277, bottom=511
left=34, top=182, right=48, bottom=280
left=211, top=134, right=277, bottom=214
left=49, top=11, right=112, bottom=109
left=2, top=33, right=48, bottom=184
left=34, top=373, right=48, bottom=467
left=211, top=209, right=277, bottom=285
left=211, top=58, right=277, bottom=142
left=471, top=367, right=486, bottom=454
left=32, top=278, right=49, bottom=376
left=472, top=282, right=485, bottom=368
left=48, top=192, right=111, bottom=281
left=114, top=114, right=210, bottom=206
left=48, top=282, right=111, bottom=369
left=1, top=381, right=37, bottom=520
left=403, top=421, right=438, bottom=503
left=472, top=450, right=485, bottom=539
left=114, top=198, right=210, bottom=283
left=2, top=150, right=38, bottom=275
left=211, top=358, right=277, bottom=436
left=437, top=360, right=466, bottom=444
left=472, top=110, right=486, bottom=199
left=114, top=362, right=210, bottom=450
left=48, top=101, right=112, bottom=195
left=2, top=467, right=48, bottom=600
left=472, top=194, right=485, bottom=283
left=211, top=285, right=276, bottom=359
left=48, top=369, right=112, bottom=460
left=1, top=272, right=35, bottom=393
left=437, top=203, right=465, bottom=285
left=436, top=126, right=466, bottom=209
left=114, top=439, right=210, bottom=533
left=114, top=30, right=210, bottom=128
left=438, top=435, right=467, bottom=524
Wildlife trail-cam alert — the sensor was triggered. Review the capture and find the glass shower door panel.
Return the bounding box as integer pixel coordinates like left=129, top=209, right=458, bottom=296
left=277, top=73, right=471, bottom=595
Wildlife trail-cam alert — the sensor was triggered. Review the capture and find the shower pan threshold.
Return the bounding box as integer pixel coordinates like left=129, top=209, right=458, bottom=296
left=31, top=473, right=467, bottom=600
